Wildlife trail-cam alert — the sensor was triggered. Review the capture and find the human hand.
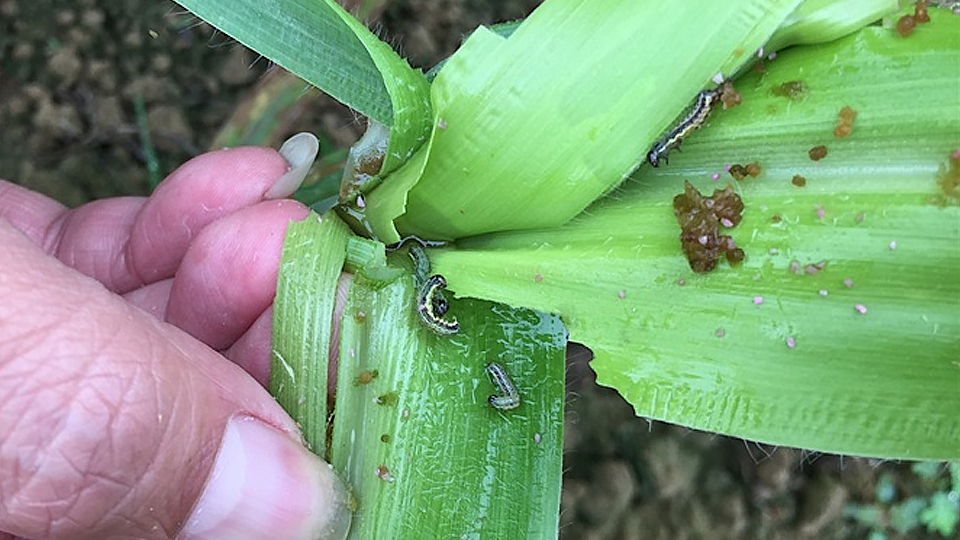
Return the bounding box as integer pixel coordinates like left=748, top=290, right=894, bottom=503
left=0, top=134, right=351, bottom=540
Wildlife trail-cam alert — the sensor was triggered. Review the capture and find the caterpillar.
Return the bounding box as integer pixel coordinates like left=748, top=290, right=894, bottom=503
left=647, top=88, right=720, bottom=168
left=416, top=274, right=459, bottom=335
left=408, top=244, right=456, bottom=330
left=485, top=362, right=521, bottom=411
left=387, top=236, right=448, bottom=252
left=408, top=244, right=431, bottom=287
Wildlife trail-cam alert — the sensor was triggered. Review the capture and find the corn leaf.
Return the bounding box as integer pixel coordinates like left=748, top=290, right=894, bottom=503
left=765, top=0, right=899, bottom=51
left=271, top=213, right=351, bottom=456
left=332, top=269, right=565, bottom=539
left=431, top=8, right=960, bottom=459
left=271, top=213, right=566, bottom=538
left=172, top=0, right=431, bottom=179
left=363, top=0, right=805, bottom=242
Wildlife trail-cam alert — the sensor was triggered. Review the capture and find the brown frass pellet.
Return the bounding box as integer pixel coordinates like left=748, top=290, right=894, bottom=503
left=808, top=145, right=827, bottom=161
left=838, top=106, right=857, bottom=123
left=897, top=14, right=917, bottom=37
left=719, top=80, right=742, bottom=109
left=672, top=181, right=745, bottom=273
left=834, top=106, right=857, bottom=139
left=728, top=164, right=748, bottom=181
left=915, top=0, right=930, bottom=23
left=834, top=124, right=853, bottom=138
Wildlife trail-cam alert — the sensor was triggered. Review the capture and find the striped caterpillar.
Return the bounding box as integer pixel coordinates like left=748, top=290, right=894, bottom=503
left=485, top=362, right=520, bottom=411
left=647, top=88, right=721, bottom=168
left=416, top=274, right=459, bottom=335
left=408, top=245, right=458, bottom=335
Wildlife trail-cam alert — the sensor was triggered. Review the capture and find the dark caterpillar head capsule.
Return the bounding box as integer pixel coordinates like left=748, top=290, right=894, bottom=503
left=647, top=149, right=661, bottom=167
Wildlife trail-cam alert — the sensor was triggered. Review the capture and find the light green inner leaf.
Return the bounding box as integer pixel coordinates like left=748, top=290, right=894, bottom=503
left=332, top=258, right=565, bottom=539
left=270, top=212, right=351, bottom=456
left=364, top=0, right=803, bottom=242
left=765, top=0, right=897, bottom=52
left=431, top=9, right=960, bottom=459
left=271, top=213, right=566, bottom=538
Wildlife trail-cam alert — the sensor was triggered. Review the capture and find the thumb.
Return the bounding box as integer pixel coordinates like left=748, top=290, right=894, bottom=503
left=0, top=221, right=351, bottom=540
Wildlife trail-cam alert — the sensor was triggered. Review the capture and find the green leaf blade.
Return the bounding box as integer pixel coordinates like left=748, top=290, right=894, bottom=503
left=766, top=0, right=898, bottom=51
left=173, top=0, right=432, bottom=186
left=431, top=10, right=960, bottom=459
left=332, top=268, right=565, bottom=539
left=175, top=0, right=391, bottom=123
left=364, top=0, right=803, bottom=241
left=270, top=212, right=352, bottom=456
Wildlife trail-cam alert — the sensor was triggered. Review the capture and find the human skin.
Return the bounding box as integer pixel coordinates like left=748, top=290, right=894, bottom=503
left=0, top=140, right=350, bottom=540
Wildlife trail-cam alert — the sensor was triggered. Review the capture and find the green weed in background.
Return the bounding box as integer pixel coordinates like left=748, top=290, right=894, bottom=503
left=846, top=461, right=960, bottom=538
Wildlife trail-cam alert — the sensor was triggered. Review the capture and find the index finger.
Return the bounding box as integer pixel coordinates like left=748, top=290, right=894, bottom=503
left=0, top=135, right=317, bottom=294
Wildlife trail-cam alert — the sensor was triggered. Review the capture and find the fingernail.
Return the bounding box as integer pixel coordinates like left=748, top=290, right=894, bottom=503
left=179, top=416, right=352, bottom=540
left=265, top=132, right=320, bottom=199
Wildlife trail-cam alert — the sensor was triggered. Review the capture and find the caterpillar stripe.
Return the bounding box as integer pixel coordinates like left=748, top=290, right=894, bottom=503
left=485, top=362, right=520, bottom=411
left=647, top=89, right=720, bottom=168
left=416, top=274, right=459, bottom=335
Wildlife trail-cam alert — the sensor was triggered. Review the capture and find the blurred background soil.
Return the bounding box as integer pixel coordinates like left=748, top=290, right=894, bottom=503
left=1, top=1, right=954, bottom=539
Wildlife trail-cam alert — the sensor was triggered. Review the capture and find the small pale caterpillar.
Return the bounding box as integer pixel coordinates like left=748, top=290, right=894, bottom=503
left=416, top=274, right=459, bottom=335
left=647, top=88, right=721, bottom=168
left=485, top=362, right=520, bottom=411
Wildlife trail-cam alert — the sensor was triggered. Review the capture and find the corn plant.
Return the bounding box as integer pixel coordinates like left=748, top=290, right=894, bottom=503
left=173, top=0, right=959, bottom=538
